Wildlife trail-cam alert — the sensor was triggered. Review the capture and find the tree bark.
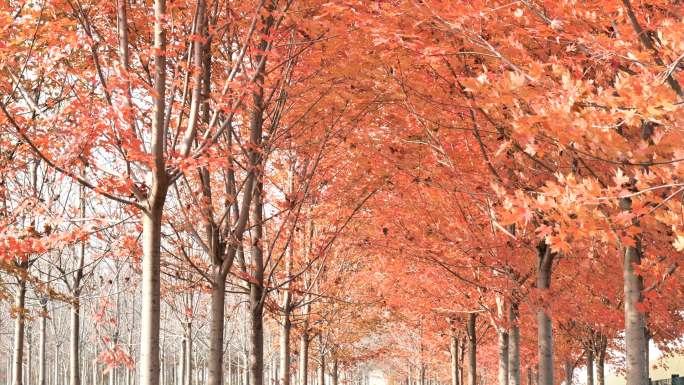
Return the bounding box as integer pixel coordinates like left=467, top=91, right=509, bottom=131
left=644, top=327, right=650, bottom=382
left=39, top=298, right=47, bottom=385
left=498, top=330, right=509, bottom=385
left=586, top=349, right=593, bottom=385
left=185, top=322, right=193, bottom=385
left=459, top=337, right=465, bottom=385
left=248, top=177, right=265, bottom=385
left=467, top=313, right=477, bottom=385
left=318, top=351, right=325, bottom=385
left=280, top=290, right=291, bottom=385
left=331, top=360, right=337, bottom=385
left=508, top=302, right=520, bottom=385
left=620, top=195, right=646, bottom=385
left=249, top=280, right=264, bottom=385
left=596, top=340, right=606, bottom=385
left=207, top=275, right=226, bottom=385
left=12, top=277, right=26, bottom=385
left=300, top=322, right=310, bottom=385
left=180, top=339, right=187, bottom=385
left=450, top=322, right=459, bottom=385
left=70, top=180, right=86, bottom=385
left=139, top=0, right=169, bottom=382
left=537, top=245, right=554, bottom=385
left=564, top=357, right=572, bottom=385
left=27, top=330, right=32, bottom=385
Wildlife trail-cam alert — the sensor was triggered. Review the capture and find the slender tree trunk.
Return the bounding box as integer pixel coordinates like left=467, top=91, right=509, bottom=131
left=317, top=353, right=324, bottom=385
left=450, top=323, right=458, bottom=385
left=586, top=349, right=593, bottom=385
left=596, top=342, right=606, bottom=385
left=139, top=0, right=169, bottom=379
left=616, top=121, right=651, bottom=385
left=537, top=246, right=554, bottom=385
left=248, top=184, right=264, bottom=385
left=280, top=167, right=294, bottom=385
left=331, top=360, right=337, bottom=385
left=644, top=327, right=650, bottom=382
left=12, top=277, right=26, bottom=385
left=71, top=180, right=86, bottom=385
left=39, top=300, right=47, bottom=385
left=459, top=338, right=465, bottom=385
left=508, top=302, right=520, bottom=385
left=467, top=313, right=476, bottom=385
left=139, top=187, right=167, bottom=384
left=300, top=327, right=309, bottom=385
left=620, top=195, right=646, bottom=385
left=498, top=330, right=509, bottom=385
left=207, top=276, right=226, bottom=385
left=279, top=290, right=291, bottom=385
left=92, top=362, right=97, bottom=385
left=564, top=357, right=572, bottom=385
left=180, top=340, right=187, bottom=385
left=27, top=334, right=32, bottom=385
left=185, top=322, right=192, bottom=385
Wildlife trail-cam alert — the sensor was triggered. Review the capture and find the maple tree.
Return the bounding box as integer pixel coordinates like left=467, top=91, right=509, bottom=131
left=2, top=0, right=684, bottom=385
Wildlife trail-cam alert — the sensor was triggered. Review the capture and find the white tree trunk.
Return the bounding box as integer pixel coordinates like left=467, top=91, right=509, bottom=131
left=39, top=301, right=47, bottom=385
left=12, top=278, right=26, bottom=385
left=450, top=324, right=459, bottom=385
left=279, top=290, right=291, bottom=385
left=619, top=196, right=646, bottom=385
left=498, top=330, right=509, bottom=385
left=300, top=329, right=309, bottom=385
left=508, top=302, right=520, bottom=385
left=537, top=246, right=554, bottom=385
left=139, top=0, right=169, bottom=379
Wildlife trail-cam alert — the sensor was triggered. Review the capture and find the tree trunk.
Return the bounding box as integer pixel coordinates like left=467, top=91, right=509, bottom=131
left=459, top=337, right=465, bottom=385
left=617, top=121, right=649, bottom=385
left=586, top=349, right=593, bottom=385
left=450, top=323, right=459, bottom=385
left=248, top=177, right=265, bottom=385
left=180, top=339, right=187, bottom=385
left=317, top=352, right=324, bottom=385
left=280, top=168, right=294, bottom=385
left=139, top=0, right=169, bottom=378
left=139, top=189, right=167, bottom=385
left=597, top=343, right=606, bottom=385
left=564, top=357, right=572, bottom=385
left=508, top=302, right=520, bottom=385
left=185, top=322, right=192, bottom=385
left=71, top=181, right=86, bottom=385
left=331, top=360, right=337, bottom=385
left=39, top=299, right=47, bottom=385
left=467, top=313, right=477, bottom=385
left=537, top=245, right=554, bottom=385
left=620, top=195, right=646, bottom=385
left=12, top=278, right=26, bottom=385
left=498, top=330, right=509, bottom=385
left=644, top=327, right=649, bottom=382
left=279, top=289, right=291, bottom=385
left=27, top=332, right=32, bottom=385
left=300, top=327, right=309, bottom=385
left=207, top=275, right=226, bottom=385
